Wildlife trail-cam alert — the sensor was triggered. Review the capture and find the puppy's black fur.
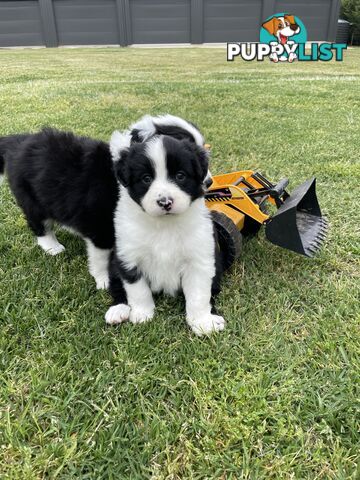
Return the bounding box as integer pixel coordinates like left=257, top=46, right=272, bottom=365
left=0, top=128, right=118, bottom=249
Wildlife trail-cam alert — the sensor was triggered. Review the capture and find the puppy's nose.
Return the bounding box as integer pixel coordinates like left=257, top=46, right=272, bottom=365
left=290, top=24, right=299, bottom=32
left=157, top=196, right=173, bottom=211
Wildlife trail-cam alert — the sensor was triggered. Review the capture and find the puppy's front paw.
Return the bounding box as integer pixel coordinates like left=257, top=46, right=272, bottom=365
left=105, top=304, right=130, bottom=325
left=38, top=240, right=65, bottom=256
left=188, top=314, right=225, bottom=336
left=129, top=306, right=154, bottom=324
left=95, top=274, right=109, bottom=290
left=47, top=244, right=66, bottom=256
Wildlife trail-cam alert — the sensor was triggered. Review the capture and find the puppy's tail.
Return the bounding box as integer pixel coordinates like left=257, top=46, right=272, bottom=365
left=0, top=133, right=29, bottom=185
left=0, top=154, right=4, bottom=185
left=0, top=137, right=6, bottom=182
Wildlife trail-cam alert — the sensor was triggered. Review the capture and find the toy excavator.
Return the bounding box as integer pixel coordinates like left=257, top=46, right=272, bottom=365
left=205, top=170, right=328, bottom=269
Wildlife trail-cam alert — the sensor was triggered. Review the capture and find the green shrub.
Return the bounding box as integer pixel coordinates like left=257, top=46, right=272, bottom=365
left=340, top=0, right=360, bottom=44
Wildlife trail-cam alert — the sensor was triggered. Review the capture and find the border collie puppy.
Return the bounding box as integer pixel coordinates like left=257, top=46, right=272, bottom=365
left=105, top=134, right=225, bottom=336
left=0, top=128, right=117, bottom=289
left=0, top=115, right=210, bottom=290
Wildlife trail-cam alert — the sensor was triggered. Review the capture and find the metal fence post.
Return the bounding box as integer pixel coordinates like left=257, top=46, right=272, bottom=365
left=191, top=0, right=203, bottom=44
left=327, top=0, right=341, bottom=41
left=38, top=0, right=58, bottom=47
left=124, top=0, right=132, bottom=45
left=115, top=0, right=128, bottom=46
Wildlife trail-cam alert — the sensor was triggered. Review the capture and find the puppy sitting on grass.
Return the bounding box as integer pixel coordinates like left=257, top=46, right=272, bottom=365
left=106, top=133, right=225, bottom=336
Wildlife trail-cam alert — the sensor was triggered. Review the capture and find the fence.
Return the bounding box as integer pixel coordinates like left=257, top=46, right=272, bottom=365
left=0, top=0, right=341, bottom=48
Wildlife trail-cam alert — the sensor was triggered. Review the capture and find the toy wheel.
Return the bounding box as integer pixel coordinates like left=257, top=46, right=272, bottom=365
left=211, top=211, right=242, bottom=270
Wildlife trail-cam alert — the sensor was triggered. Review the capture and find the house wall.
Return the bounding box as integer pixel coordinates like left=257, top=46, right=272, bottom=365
left=0, top=0, right=341, bottom=47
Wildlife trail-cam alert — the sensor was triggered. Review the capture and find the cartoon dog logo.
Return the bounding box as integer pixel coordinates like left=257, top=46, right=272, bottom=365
left=262, top=14, right=301, bottom=62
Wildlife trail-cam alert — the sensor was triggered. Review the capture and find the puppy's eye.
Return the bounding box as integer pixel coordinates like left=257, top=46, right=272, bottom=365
left=142, top=174, right=153, bottom=184
left=175, top=171, right=186, bottom=181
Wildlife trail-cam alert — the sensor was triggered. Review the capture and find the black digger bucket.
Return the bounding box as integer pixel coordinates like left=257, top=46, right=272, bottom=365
left=265, top=178, right=328, bottom=257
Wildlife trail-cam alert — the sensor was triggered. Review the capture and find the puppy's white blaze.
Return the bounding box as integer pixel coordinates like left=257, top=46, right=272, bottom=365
left=154, top=115, right=210, bottom=185
left=146, top=136, right=167, bottom=180
left=109, top=130, right=131, bottom=161
left=141, top=137, right=191, bottom=216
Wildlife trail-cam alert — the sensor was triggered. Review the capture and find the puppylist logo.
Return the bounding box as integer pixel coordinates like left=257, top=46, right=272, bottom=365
left=228, top=13, right=347, bottom=63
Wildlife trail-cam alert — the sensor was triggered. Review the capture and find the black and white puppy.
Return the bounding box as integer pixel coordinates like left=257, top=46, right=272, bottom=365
left=106, top=134, right=225, bottom=336
left=0, top=128, right=117, bottom=289
left=0, top=115, right=210, bottom=290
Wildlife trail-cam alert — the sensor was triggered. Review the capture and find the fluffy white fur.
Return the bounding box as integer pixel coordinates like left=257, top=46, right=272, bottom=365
left=111, top=186, right=225, bottom=335
left=105, top=304, right=130, bottom=324
left=37, top=231, right=65, bottom=256
left=84, top=239, right=110, bottom=289
left=125, top=277, right=155, bottom=324
left=109, top=130, right=131, bottom=161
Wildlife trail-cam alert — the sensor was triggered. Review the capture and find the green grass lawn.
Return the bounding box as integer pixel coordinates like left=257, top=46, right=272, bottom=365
left=0, top=46, right=359, bottom=479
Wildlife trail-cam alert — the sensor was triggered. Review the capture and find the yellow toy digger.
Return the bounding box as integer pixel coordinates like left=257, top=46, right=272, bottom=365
left=206, top=170, right=327, bottom=269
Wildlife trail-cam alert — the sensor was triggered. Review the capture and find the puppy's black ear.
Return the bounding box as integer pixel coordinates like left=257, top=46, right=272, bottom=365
left=184, top=141, right=209, bottom=181
left=114, top=149, right=130, bottom=186
left=130, top=128, right=142, bottom=144
left=196, top=146, right=210, bottom=181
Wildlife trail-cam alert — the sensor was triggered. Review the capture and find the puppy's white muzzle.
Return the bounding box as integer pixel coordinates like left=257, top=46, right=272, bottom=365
left=141, top=180, right=191, bottom=217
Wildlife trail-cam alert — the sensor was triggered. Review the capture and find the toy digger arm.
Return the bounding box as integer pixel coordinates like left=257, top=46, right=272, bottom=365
left=206, top=170, right=327, bottom=259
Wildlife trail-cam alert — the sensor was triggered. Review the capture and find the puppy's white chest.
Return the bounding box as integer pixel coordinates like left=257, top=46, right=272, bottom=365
left=115, top=196, right=215, bottom=296
left=135, top=229, right=187, bottom=294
